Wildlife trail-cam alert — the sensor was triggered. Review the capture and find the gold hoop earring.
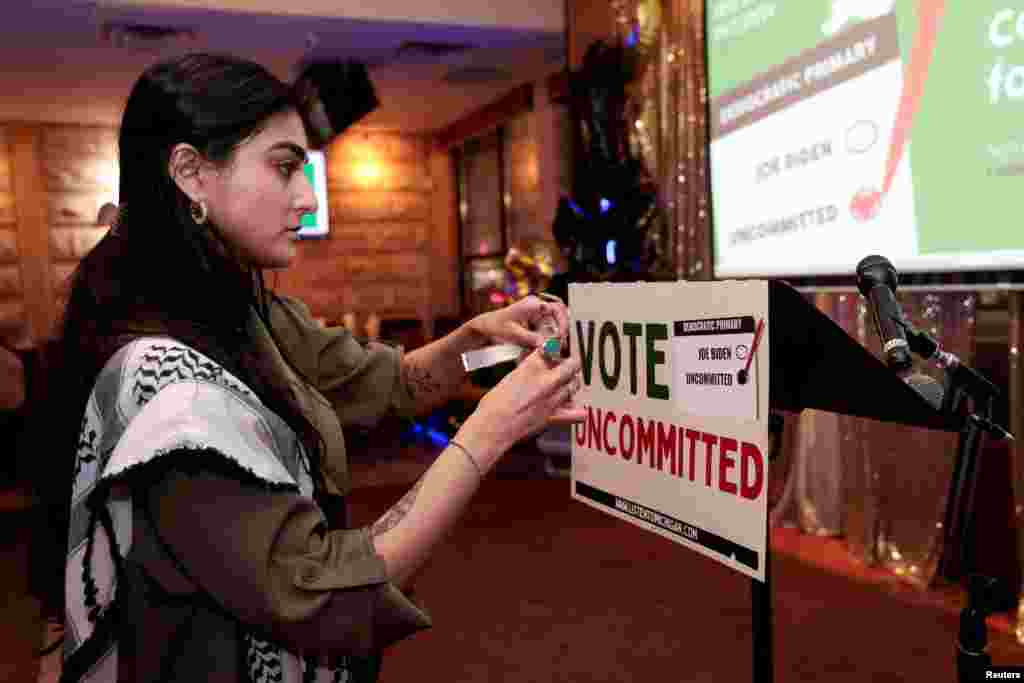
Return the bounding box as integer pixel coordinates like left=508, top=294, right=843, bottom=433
left=190, top=200, right=208, bottom=225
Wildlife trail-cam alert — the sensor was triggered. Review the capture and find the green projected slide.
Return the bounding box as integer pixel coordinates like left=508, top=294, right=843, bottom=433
left=707, top=1, right=1024, bottom=277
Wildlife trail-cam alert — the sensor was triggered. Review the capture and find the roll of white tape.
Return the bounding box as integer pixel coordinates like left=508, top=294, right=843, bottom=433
left=461, top=344, right=525, bottom=372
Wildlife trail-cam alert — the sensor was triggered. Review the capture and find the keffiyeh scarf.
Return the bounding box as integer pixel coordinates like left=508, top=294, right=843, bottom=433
left=58, top=338, right=354, bottom=682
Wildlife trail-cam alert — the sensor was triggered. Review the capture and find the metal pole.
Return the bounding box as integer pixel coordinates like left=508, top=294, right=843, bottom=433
left=752, top=551, right=773, bottom=683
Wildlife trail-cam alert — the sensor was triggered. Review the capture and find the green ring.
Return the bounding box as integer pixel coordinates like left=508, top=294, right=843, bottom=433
left=542, top=337, right=562, bottom=360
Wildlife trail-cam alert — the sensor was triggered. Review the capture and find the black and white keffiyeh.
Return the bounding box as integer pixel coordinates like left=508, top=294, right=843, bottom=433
left=57, top=338, right=353, bottom=682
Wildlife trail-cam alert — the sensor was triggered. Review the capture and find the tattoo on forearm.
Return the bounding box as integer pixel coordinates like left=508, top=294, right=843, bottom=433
left=370, top=477, right=425, bottom=537
left=402, top=362, right=441, bottom=400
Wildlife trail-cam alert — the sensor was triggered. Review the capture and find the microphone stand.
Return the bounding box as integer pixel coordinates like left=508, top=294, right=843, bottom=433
left=752, top=412, right=785, bottom=683
left=945, top=393, right=1001, bottom=683
left=899, top=322, right=1010, bottom=683
left=957, top=575, right=997, bottom=683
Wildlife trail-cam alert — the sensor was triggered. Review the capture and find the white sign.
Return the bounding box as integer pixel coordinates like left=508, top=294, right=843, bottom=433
left=671, top=316, right=764, bottom=421
left=570, top=281, right=771, bottom=582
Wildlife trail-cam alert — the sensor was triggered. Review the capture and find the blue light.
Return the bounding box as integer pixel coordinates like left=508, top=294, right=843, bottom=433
left=599, top=198, right=613, bottom=214
left=606, top=240, right=617, bottom=265
left=626, top=28, right=639, bottom=47
left=567, top=198, right=585, bottom=217
left=405, top=421, right=450, bottom=448
left=426, top=428, right=450, bottom=448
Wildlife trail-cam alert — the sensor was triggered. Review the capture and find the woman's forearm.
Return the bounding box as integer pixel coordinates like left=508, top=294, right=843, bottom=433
left=369, top=436, right=498, bottom=588
left=400, top=322, right=487, bottom=415
left=373, top=336, right=583, bottom=589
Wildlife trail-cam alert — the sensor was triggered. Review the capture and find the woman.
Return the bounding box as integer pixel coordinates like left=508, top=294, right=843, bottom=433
left=31, top=53, right=582, bottom=682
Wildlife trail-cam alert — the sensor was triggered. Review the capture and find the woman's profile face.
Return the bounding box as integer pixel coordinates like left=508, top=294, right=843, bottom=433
left=205, top=109, right=317, bottom=269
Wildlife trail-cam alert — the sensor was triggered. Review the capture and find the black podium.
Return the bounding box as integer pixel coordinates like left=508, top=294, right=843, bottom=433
left=768, top=279, right=957, bottom=429
left=756, top=280, right=962, bottom=683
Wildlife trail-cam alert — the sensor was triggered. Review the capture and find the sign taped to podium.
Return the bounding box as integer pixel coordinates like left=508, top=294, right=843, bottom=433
left=570, top=281, right=771, bottom=582
left=672, top=315, right=762, bottom=421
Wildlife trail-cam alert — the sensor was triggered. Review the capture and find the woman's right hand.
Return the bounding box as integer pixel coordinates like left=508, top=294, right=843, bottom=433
left=455, top=349, right=584, bottom=471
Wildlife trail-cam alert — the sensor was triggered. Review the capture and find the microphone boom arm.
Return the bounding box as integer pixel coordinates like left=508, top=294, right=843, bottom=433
left=895, top=318, right=1001, bottom=405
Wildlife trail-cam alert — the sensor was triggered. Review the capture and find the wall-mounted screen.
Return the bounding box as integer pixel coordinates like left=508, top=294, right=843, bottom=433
left=298, top=149, right=330, bottom=239
left=708, top=1, right=1024, bottom=278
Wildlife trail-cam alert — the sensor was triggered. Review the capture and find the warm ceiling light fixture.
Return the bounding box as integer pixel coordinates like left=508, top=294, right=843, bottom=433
left=354, top=159, right=382, bottom=186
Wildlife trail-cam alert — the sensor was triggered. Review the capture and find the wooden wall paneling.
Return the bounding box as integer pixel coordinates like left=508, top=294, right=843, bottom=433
left=0, top=264, right=23, bottom=298
left=0, top=300, right=25, bottom=346
left=327, top=162, right=433, bottom=193
left=50, top=226, right=106, bottom=262
left=342, top=222, right=428, bottom=252
left=10, top=124, right=53, bottom=346
left=328, top=191, right=430, bottom=224
left=329, top=131, right=428, bottom=165
left=429, top=145, right=459, bottom=320
left=41, top=125, right=118, bottom=340
left=0, top=129, right=10, bottom=194
left=43, top=154, right=118, bottom=195
left=298, top=222, right=428, bottom=257
left=39, top=126, right=118, bottom=166
left=503, top=110, right=538, bottom=246
left=567, top=0, right=616, bottom=69
left=534, top=78, right=567, bottom=250
left=0, top=126, right=27, bottom=347
left=0, top=122, right=440, bottom=342
left=434, top=84, right=533, bottom=151
left=0, top=194, right=16, bottom=225
left=272, top=250, right=348, bottom=319
left=40, top=126, right=118, bottom=200
left=339, top=282, right=424, bottom=315
left=48, top=191, right=109, bottom=226
left=278, top=288, right=335, bottom=320
left=277, top=130, right=434, bottom=330
left=345, top=251, right=425, bottom=282
left=0, top=227, right=17, bottom=263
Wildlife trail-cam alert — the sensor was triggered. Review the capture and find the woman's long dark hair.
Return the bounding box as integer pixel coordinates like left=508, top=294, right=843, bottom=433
left=27, top=53, right=329, bottom=619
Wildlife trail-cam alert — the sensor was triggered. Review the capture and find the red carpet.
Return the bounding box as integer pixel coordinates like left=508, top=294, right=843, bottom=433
left=347, top=479, right=1024, bottom=683
left=3, top=477, right=1023, bottom=681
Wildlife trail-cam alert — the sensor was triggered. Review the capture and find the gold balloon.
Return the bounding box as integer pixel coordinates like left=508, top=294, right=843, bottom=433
left=505, top=245, right=555, bottom=299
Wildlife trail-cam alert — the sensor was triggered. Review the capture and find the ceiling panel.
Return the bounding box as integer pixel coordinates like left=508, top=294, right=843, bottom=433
left=0, top=1, right=564, bottom=131
left=93, top=0, right=563, bottom=32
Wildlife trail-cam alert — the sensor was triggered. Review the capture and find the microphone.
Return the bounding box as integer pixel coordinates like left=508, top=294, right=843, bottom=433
left=856, top=255, right=913, bottom=374
left=872, top=284, right=1014, bottom=439
left=897, top=320, right=1013, bottom=440
left=895, top=318, right=1000, bottom=403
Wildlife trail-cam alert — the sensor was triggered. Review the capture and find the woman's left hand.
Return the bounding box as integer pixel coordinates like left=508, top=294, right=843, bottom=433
left=468, top=294, right=570, bottom=351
